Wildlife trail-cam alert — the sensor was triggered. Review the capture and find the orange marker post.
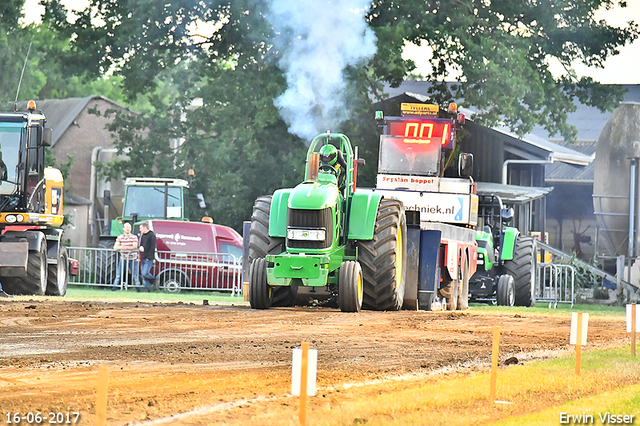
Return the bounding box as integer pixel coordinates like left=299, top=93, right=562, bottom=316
left=96, top=366, right=109, bottom=426
left=299, top=342, right=310, bottom=426
left=489, top=326, right=500, bottom=402
left=575, top=313, right=583, bottom=375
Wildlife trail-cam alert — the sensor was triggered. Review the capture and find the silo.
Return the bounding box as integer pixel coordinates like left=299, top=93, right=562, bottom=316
left=593, top=102, right=640, bottom=259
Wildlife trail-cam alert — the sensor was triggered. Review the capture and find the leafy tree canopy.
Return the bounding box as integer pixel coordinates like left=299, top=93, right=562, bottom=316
left=0, top=0, right=131, bottom=109
left=42, top=0, right=639, bottom=229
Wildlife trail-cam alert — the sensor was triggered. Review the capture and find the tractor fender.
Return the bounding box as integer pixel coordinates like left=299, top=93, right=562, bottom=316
left=268, top=189, right=292, bottom=238
left=347, top=191, right=383, bottom=240
left=1, top=229, right=47, bottom=252
left=500, top=227, right=520, bottom=261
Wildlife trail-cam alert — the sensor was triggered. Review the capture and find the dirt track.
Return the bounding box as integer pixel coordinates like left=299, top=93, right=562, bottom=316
left=0, top=299, right=629, bottom=425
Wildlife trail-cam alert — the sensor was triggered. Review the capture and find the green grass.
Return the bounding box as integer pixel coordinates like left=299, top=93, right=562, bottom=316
left=61, top=285, right=248, bottom=304
left=294, top=346, right=640, bottom=426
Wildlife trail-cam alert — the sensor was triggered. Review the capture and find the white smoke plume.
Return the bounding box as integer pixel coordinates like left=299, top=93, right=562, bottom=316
left=267, top=0, right=377, bottom=141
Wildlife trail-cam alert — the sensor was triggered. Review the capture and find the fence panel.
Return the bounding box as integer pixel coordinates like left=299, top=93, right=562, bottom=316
left=536, top=263, right=575, bottom=308
left=68, top=247, right=243, bottom=295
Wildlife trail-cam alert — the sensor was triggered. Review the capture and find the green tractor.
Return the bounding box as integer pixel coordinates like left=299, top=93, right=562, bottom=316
left=468, top=195, right=537, bottom=306
left=96, top=177, right=191, bottom=283
left=247, top=132, right=407, bottom=312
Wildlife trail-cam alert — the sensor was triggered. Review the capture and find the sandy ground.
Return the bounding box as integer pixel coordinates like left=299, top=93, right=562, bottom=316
left=0, top=298, right=629, bottom=425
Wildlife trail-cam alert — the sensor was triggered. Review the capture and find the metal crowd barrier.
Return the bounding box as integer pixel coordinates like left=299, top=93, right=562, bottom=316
left=68, top=247, right=243, bottom=295
left=536, top=262, right=575, bottom=308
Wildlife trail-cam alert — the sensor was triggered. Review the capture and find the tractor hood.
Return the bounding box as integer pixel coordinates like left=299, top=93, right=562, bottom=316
left=288, top=178, right=340, bottom=210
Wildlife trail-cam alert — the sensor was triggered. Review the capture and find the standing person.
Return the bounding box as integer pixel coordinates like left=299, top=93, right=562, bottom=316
left=138, top=221, right=156, bottom=292
left=111, top=222, right=142, bottom=291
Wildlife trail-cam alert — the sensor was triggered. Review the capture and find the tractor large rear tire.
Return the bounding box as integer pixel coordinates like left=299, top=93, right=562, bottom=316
left=338, top=261, right=363, bottom=313
left=46, top=245, right=69, bottom=296
left=504, top=236, right=537, bottom=307
left=357, top=198, right=407, bottom=311
left=3, top=239, right=48, bottom=295
left=96, top=239, right=117, bottom=285
left=248, top=195, right=296, bottom=307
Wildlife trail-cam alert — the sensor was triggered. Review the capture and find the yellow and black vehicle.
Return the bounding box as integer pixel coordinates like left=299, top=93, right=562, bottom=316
left=0, top=101, right=69, bottom=295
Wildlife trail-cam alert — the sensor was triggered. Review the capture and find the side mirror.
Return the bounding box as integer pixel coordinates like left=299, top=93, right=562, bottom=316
left=42, top=127, right=52, bottom=147
left=458, top=152, right=473, bottom=177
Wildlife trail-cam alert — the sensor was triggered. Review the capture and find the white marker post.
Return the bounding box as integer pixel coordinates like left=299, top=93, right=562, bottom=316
left=292, top=343, right=317, bottom=425
left=570, top=312, right=589, bottom=375
left=626, top=304, right=639, bottom=356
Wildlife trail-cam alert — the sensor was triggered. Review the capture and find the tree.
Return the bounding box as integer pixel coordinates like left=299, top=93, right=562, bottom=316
left=367, top=0, right=638, bottom=140
left=0, top=1, right=131, bottom=108
left=44, top=0, right=639, bottom=228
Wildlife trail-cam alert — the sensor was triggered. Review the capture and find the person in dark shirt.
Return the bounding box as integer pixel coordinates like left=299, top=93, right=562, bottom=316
left=138, top=221, right=157, bottom=292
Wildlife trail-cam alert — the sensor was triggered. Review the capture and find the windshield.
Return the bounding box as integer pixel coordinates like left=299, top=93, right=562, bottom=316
left=0, top=127, right=22, bottom=194
left=123, top=186, right=183, bottom=218
left=377, top=135, right=441, bottom=176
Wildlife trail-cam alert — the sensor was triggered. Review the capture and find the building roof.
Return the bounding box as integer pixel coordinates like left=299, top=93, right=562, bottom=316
left=381, top=82, right=640, bottom=182
left=531, top=85, right=640, bottom=142
left=476, top=182, right=553, bottom=204
left=545, top=141, right=597, bottom=183
left=380, top=90, right=592, bottom=166
left=491, top=125, right=593, bottom=166
left=19, top=96, right=127, bottom=147
left=384, top=81, right=640, bottom=143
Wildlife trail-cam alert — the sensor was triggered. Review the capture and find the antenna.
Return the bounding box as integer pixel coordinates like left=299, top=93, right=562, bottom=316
left=14, top=41, right=33, bottom=111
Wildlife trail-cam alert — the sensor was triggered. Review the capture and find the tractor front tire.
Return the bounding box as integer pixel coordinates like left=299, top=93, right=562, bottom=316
left=357, top=198, right=407, bottom=311
left=338, top=261, right=363, bottom=313
left=46, top=245, right=69, bottom=296
left=249, top=195, right=296, bottom=307
left=249, top=258, right=271, bottom=309
left=496, top=274, right=515, bottom=306
left=504, top=236, right=537, bottom=307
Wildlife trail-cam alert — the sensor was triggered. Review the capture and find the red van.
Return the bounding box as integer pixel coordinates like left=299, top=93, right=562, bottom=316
left=148, top=220, right=243, bottom=293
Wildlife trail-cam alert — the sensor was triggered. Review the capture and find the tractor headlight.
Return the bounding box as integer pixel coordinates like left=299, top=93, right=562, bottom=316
left=287, top=228, right=326, bottom=241
left=16, top=215, right=23, bottom=222
left=5, top=215, right=16, bottom=223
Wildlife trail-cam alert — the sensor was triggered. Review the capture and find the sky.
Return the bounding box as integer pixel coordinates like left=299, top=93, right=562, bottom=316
left=23, top=0, right=640, bottom=85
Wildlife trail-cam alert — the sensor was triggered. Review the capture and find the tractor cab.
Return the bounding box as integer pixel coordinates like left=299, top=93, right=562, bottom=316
left=106, top=177, right=190, bottom=237
left=305, top=132, right=355, bottom=194
left=0, top=101, right=57, bottom=220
